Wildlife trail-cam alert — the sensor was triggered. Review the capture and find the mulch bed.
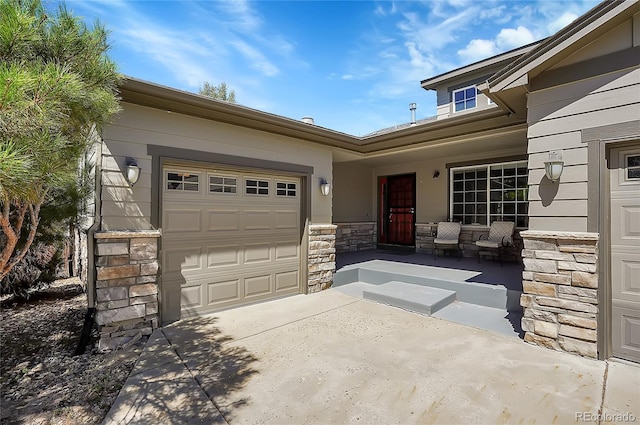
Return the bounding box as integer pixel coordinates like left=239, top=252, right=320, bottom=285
left=0, top=278, right=142, bottom=424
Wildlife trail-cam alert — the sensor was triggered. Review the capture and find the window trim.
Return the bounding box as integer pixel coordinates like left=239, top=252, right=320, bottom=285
left=449, top=160, right=529, bottom=229
left=276, top=180, right=298, bottom=198
left=452, top=85, right=477, bottom=113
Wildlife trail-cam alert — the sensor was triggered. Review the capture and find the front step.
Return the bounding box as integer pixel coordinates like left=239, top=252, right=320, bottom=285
left=363, top=281, right=456, bottom=315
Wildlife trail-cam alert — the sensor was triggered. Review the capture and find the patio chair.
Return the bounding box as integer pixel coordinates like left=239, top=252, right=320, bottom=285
left=434, top=221, right=461, bottom=260
left=475, top=221, right=515, bottom=266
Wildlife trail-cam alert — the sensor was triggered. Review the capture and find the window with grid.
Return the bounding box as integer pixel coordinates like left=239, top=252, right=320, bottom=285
left=166, top=171, right=199, bottom=191
left=276, top=181, right=297, bottom=197
left=626, top=154, right=640, bottom=180
left=451, top=161, right=528, bottom=228
left=209, top=175, right=237, bottom=194
left=245, top=178, right=269, bottom=196
left=453, top=86, right=477, bottom=112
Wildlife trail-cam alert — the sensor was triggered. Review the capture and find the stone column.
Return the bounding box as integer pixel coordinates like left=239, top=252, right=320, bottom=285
left=94, top=230, right=161, bottom=351
left=308, top=224, right=337, bottom=293
left=520, top=230, right=599, bottom=358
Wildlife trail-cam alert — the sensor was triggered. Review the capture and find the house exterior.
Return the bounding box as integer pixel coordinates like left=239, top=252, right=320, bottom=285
left=88, top=0, right=639, bottom=362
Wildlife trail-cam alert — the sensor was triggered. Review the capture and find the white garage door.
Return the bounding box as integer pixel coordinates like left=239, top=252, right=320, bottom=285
left=610, top=145, right=640, bottom=363
left=161, top=165, right=302, bottom=322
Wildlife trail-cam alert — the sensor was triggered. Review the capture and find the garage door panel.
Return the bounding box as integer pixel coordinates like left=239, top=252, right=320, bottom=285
left=207, top=245, right=241, bottom=268
left=207, top=279, right=241, bottom=305
left=611, top=250, right=640, bottom=303
left=245, top=275, right=272, bottom=298
left=244, top=243, right=272, bottom=264
left=276, top=271, right=299, bottom=291
left=276, top=242, right=299, bottom=260
left=164, top=247, right=202, bottom=272
left=243, top=210, right=273, bottom=230
left=164, top=209, right=202, bottom=233
left=612, top=306, right=640, bottom=359
left=610, top=200, right=640, bottom=243
left=276, top=210, right=299, bottom=229
left=181, top=285, right=203, bottom=309
left=207, top=210, right=240, bottom=232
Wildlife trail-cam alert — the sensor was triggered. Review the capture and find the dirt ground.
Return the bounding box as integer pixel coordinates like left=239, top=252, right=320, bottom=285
left=0, top=278, right=142, bottom=424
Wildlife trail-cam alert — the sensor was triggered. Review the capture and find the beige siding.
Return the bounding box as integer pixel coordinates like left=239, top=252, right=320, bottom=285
left=332, top=163, right=373, bottom=222
left=526, top=25, right=640, bottom=231
left=101, top=103, right=333, bottom=231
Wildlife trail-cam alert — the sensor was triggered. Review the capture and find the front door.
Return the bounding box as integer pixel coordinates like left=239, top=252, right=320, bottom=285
left=378, top=174, right=416, bottom=246
left=609, top=144, right=640, bottom=363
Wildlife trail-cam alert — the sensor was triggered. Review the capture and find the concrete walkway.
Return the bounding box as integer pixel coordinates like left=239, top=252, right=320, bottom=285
left=103, top=289, right=640, bottom=424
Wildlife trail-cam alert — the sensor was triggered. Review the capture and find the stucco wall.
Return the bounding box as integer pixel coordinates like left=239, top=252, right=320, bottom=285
left=100, top=103, right=334, bottom=231
left=526, top=16, right=640, bottom=232
left=332, top=162, right=373, bottom=222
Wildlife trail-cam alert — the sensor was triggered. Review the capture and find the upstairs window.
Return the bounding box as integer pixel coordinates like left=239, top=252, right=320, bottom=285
left=453, top=86, right=477, bottom=112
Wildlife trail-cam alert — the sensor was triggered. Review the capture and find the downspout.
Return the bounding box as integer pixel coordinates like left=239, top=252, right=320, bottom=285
left=86, top=130, right=103, bottom=310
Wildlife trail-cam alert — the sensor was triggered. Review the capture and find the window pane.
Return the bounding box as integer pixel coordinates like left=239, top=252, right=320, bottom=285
left=465, top=192, right=475, bottom=202
left=628, top=168, right=640, bottom=179
left=277, top=189, right=286, bottom=196
left=465, top=180, right=475, bottom=190
left=465, top=87, right=475, bottom=98
left=454, top=181, right=463, bottom=191
left=210, top=176, right=223, bottom=184
left=627, top=155, right=640, bottom=167
left=184, top=175, right=198, bottom=183
left=454, top=91, right=464, bottom=102
left=453, top=193, right=463, bottom=202
left=210, top=186, right=223, bottom=193
left=184, top=183, right=198, bottom=191
left=466, top=98, right=476, bottom=109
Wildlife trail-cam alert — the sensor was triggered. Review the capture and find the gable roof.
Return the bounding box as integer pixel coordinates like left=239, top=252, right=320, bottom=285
left=482, top=0, right=640, bottom=116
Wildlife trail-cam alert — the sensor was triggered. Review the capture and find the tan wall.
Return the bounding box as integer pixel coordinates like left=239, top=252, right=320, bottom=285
left=100, top=103, right=333, bottom=231
left=527, top=17, right=640, bottom=232
left=332, top=162, right=373, bottom=222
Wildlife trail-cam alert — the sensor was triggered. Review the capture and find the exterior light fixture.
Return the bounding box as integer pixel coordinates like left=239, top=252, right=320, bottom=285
left=126, top=157, right=141, bottom=186
left=544, top=151, right=564, bottom=182
left=320, top=178, right=330, bottom=196
left=433, top=170, right=440, bottom=179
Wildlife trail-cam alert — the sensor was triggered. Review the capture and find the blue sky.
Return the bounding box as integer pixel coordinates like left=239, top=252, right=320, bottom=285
left=62, top=0, right=600, bottom=136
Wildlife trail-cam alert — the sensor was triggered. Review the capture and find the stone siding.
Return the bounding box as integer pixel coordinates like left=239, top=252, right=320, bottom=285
left=416, top=223, right=522, bottom=261
left=335, top=222, right=376, bottom=252
left=94, top=230, right=161, bottom=351
left=519, top=230, right=599, bottom=358
left=308, top=224, right=337, bottom=293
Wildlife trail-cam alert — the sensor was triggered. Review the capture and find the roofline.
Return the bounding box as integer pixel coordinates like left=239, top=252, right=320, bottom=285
left=420, top=41, right=542, bottom=90
left=118, top=76, right=526, bottom=155
left=487, top=0, right=640, bottom=91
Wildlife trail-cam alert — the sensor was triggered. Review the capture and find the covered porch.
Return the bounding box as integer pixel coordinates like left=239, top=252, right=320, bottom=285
left=333, top=250, right=524, bottom=338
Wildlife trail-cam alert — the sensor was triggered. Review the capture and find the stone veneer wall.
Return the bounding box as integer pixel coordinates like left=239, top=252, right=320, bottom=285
left=335, top=222, right=376, bottom=252
left=520, top=230, right=599, bottom=358
left=308, top=224, right=336, bottom=293
left=94, top=230, right=161, bottom=351
left=416, top=223, right=522, bottom=260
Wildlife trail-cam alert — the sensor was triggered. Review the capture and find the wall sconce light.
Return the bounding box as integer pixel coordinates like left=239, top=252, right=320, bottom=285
left=319, top=178, right=330, bottom=196
left=544, top=151, right=564, bottom=182
left=433, top=170, right=440, bottom=179
left=126, top=157, right=141, bottom=186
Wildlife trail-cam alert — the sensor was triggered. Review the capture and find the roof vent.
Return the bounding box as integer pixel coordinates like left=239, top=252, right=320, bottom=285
left=410, top=103, right=417, bottom=126
left=301, top=116, right=315, bottom=125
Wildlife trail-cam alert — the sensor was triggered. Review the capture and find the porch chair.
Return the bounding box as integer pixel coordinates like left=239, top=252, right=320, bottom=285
left=434, top=221, right=461, bottom=260
left=475, top=221, right=515, bottom=266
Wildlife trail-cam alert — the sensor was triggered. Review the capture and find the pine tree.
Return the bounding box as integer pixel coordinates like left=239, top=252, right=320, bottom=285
left=0, top=0, right=122, bottom=283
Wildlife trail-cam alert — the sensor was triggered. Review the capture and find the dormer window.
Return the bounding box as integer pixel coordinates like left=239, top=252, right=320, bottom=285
left=453, top=85, right=477, bottom=112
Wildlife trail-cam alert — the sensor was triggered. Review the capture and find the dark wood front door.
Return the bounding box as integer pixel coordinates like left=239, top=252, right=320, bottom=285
left=378, top=174, right=416, bottom=246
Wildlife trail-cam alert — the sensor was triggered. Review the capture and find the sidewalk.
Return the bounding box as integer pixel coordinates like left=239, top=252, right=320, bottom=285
left=103, top=289, right=640, bottom=424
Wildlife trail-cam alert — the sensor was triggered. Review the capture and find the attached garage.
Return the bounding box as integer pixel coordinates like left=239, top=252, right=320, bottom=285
left=160, top=163, right=303, bottom=323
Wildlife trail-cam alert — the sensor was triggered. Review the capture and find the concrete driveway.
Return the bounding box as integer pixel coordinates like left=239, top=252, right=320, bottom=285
left=104, top=289, right=640, bottom=424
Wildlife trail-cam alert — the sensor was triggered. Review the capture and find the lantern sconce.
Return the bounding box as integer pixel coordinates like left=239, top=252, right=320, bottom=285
left=126, top=157, right=141, bottom=186
left=433, top=170, right=440, bottom=179
left=320, top=178, right=330, bottom=196
left=544, top=151, right=564, bottom=182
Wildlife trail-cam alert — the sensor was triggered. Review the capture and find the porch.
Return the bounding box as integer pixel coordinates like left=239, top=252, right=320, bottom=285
left=333, top=250, right=524, bottom=338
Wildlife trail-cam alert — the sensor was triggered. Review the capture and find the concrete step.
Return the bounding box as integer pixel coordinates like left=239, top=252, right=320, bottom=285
left=334, top=260, right=521, bottom=311
left=363, top=281, right=457, bottom=316
left=432, top=301, right=524, bottom=338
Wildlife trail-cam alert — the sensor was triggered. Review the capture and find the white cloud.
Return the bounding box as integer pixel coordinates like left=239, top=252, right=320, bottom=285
left=496, top=26, right=536, bottom=50
left=229, top=40, right=279, bottom=77
left=457, top=39, right=499, bottom=63
left=342, top=74, right=354, bottom=80
left=547, top=12, right=579, bottom=33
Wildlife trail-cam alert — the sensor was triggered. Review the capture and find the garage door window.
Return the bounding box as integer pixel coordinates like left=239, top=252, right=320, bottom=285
left=276, top=182, right=297, bottom=197
left=209, top=175, right=237, bottom=194
left=246, top=178, right=269, bottom=196
left=167, top=171, right=199, bottom=191
left=626, top=154, right=640, bottom=180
